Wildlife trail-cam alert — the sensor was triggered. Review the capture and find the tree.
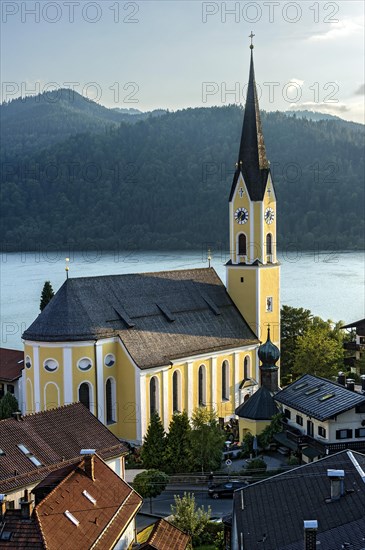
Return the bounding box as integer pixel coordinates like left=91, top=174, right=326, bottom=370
left=280, top=306, right=312, bottom=382
left=140, top=413, right=167, bottom=470
left=40, top=281, right=55, bottom=311
left=0, top=392, right=19, bottom=420
left=170, top=492, right=211, bottom=546
left=164, top=411, right=193, bottom=474
left=292, top=324, right=344, bottom=380
left=258, top=413, right=283, bottom=450
left=190, top=408, right=225, bottom=473
left=133, top=469, right=169, bottom=514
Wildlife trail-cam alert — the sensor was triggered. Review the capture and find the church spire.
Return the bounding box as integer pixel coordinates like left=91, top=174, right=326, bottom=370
left=238, top=36, right=269, bottom=172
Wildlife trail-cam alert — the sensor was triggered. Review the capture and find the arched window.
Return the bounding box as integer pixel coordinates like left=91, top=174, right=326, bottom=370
left=238, top=233, right=247, bottom=257
left=79, top=382, right=90, bottom=411
left=198, top=365, right=206, bottom=406
left=266, top=233, right=273, bottom=256
left=150, top=376, right=159, bottom=416
left=106, top=378, right=116, bottom=424
left=244, top=356, right=250, bottom=380
left=222, top=361, right=229, bottom=400
left=172, top=371, right=181, bottom=413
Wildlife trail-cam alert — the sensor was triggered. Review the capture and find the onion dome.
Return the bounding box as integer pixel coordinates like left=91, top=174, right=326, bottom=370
left=258, top=327, right=280, bottom=369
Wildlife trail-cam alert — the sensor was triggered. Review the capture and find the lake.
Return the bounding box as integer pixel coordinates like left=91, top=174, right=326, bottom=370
left=1, top=249, right=364, bottom=350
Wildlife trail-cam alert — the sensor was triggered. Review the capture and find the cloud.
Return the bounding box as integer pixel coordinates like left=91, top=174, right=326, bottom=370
left=308, top=17, right=363, bottom=42
left=289, top=102, right=350, bottom=114
left=354, top=84, right=365, bottom=95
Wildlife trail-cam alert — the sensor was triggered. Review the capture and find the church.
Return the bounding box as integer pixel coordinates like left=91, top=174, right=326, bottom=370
left=21, top=40, right=280, bottom=444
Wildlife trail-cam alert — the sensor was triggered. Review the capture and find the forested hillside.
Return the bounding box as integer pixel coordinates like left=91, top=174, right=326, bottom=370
left=1, top=93, right=364, bottom=251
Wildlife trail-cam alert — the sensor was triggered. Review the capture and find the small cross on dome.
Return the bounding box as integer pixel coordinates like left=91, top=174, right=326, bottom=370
left=249, top=31, right=255, bottom=49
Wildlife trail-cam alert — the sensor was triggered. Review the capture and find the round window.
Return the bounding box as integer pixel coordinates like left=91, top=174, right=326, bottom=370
left=44, top=359, right=58, bottom=373
left=104, top=353, right=115, bottom=367
left=77, top=358, right=92, bottom=372
left=25, top=355, right=32, bottom=369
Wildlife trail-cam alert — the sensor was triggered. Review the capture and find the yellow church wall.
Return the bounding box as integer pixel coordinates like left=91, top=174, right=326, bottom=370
left=116, top=343, right=137, bottom=441
left=226, top=266, right=258, bottom=337
left=38, top=347, right=64, bottom=410
left=238, top=417, right=271, bottom=441
left=231, top=177, right=251, bottom=264
left=259, top=265, right=280, bottom=344
left=71, top=344, right=97, bottom=414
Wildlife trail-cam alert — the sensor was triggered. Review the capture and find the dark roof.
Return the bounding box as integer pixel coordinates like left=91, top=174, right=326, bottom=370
left=235, top=386, right=279, bottom=420
left=229, top=49, right=271, bottom=202
left=0, top=348, right=24, bottom=382
left=233, top=450, right=365, bottom=549
left=274, top=374, right=365, bottom=421
left=35, top=455, right=142, bottom=550
left=0, top=510, right=43, bottom=549
left=0, top=402, right=128, bottom=493
left=341, top=318, right=365, bottom=334
left=139, top=519, right=190, bottom=550
left=281, top=518, right=365, bottom=550
left=22, top=268, right=258, bottom=369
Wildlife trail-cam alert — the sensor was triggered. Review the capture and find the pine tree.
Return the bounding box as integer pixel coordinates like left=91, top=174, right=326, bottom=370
left=190, top=408, right=225, bottom=473
left=164, top=411, right=192, bottom=474
left=0, top=392, right=19, bottom=420
left=140, top=413, right=167, bottom=470
left=40, top=281, right=55, bottom=311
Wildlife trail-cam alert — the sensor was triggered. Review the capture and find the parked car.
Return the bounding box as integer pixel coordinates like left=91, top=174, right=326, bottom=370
left=208, top=480, right=248, bottom=499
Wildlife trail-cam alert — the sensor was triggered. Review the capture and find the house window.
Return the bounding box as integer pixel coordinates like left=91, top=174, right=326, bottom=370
left=172, top=371, right=181, bottom=413
left=336, top=429, right=352, bottom=440
left=238, top=234, right=247, bottom=257
left=296, top=415, right=303, bottom=426
left=318, top=426, right=326, bottom=438
left=266, top=233, right=272, bottom=255
left=222, top=361, right=229, bottom=401
left=104, top=353, right=115, bottom=367
left=307, top=420, right=314, bottom=437
left=198, top=365, right=206, bottom=406
left=44, top=359, right=58, bottom=373
left=0, top=384, right=4, bottom=399
left=79, top=383, right=90, bottom=411
left=284, top=408, right=291, bottom=420
left=150, top=376, right=159, bottom=416
left=244, top=356, right=250, bottom=380
left=7, top=384, right=15, bottom=394
left=106, top=378, right=116, bottom=424
left=266, top=297, right=273, bottom=312
left=77, top=358, right=92, bottom=372
left=355, top=428, right=365, bottom=438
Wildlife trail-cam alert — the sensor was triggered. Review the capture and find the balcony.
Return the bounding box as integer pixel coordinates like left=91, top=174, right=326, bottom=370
left=343, top=341, right=364, bottom=352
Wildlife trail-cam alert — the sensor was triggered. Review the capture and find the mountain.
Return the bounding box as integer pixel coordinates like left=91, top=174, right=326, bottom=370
left=1, top=98, right=364, bottom=251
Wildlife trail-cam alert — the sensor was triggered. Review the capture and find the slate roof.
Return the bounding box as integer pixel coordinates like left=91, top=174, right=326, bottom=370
left=139, top=519, right=191, bottom=549
left=22, top=268, right=258, bottom=369
left=0, top=509, right=43, bottom=548
left=229, top=49, right=271, bottom=202
left=0, top=348, right=24, bottom=382
left=274, top=373, right=365, bottom=421
left=235, top=386, right=279, bottom=420
left=233, top=450, right=365, bottom=550
left=0, top=402, right=128, bottom=493
left=34, top=455, right=142, bottom=550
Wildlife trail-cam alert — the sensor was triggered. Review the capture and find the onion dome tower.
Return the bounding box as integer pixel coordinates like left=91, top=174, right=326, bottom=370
left=258, top=326, right=280, bottom=392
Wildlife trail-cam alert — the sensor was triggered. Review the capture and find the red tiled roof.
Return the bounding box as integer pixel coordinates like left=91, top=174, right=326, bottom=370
left=0, top=510, right=43, bottom=549
left=0, top=402, right=128, bottom=493
left=0, top=348, right=24, bottom=382
left=140, top=519, right=191, bottom=550
left=35, top=455, right=142, bottom=550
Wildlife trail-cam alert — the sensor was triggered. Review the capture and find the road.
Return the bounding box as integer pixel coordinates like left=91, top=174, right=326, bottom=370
left=140, top=484, right=234, bottom=519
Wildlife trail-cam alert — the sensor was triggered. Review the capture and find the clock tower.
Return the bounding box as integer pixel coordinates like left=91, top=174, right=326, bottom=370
left=226, top=37, right=280, bottom=348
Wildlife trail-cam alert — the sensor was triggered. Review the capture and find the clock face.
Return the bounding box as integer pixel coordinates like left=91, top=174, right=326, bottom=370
left=265, top=207, right=275, bottom=225
left=234, top=207, right=249, bottom=225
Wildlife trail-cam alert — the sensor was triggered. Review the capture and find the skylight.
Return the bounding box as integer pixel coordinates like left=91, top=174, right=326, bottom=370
left=82, top=490, right=96, bottom=505
left=17, top=444, right=43, bottom=467
left=64, top=510, right=79, bottom=526
left=0, top=449, right=5, bottom=456
left=305, top=387, right=321, bottom=396
left=293, top=383, right=308, bottom=391
left=319, top=393, right=335, bottom=402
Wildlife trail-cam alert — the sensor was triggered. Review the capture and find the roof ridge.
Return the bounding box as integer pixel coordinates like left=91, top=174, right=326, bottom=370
left=0, top=401, right=83, bottom=424
left=62, top=266, right=216, bottom=283
left=36, top=457, right=84, bottom=511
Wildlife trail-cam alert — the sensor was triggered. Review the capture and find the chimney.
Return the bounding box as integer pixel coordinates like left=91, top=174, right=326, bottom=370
left=0, top=494, right=6, bottom=521
left=12, top=411, right=22, bottom=421
left=346, top=379, right=355, bottom=392
left=20, top=489, right=34, bottom=520
left=303, top=520, right=318, bottom=550
left=337, top=372, right=346, bottom=386
left=361, top=375, right=365, bottom=393
left=80, top=449, right=96, bottom=481
left=327, top=469, right=345, bottom=501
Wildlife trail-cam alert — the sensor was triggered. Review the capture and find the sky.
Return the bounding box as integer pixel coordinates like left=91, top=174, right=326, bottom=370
left=1, top=0, right=364, bottom=123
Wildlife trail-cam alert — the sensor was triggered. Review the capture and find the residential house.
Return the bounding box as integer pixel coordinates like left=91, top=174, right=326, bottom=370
left=341, top=318, right=365, bottom=372
left=0, top=349, right=24, bottom=404
left=138, top=518, right=191, bottom=549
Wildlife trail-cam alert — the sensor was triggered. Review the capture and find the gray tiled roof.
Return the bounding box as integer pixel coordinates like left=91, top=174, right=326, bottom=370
left=274, top=374, right=365, bottom=421
left=233, top=450, right=365, bottom=550
left=235, top=386, right=279, bottom=420
left=22, top=268, right=258, bottom=369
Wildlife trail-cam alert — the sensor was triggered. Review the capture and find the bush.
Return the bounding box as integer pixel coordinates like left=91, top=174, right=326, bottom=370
left=246, top=458, right=267, bottom=474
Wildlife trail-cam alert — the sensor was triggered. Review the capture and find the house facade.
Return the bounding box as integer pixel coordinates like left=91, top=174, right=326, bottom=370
left=0, top=349, right=24, bottom=404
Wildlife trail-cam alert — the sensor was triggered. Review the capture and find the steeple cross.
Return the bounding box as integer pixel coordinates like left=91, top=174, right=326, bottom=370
left=249, top=31, right=255, bottom=49
left=239, top=187, right=245, bottom=198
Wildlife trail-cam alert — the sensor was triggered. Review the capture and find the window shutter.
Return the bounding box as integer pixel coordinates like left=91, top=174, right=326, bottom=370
left=355, top=428, right=360, bottom=438
left=346, top=429, right=352, bottom=438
